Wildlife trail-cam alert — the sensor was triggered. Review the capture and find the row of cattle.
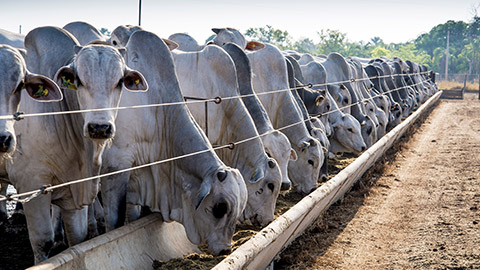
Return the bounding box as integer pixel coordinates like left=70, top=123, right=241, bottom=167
left=0, top=22, right=438, bottom=264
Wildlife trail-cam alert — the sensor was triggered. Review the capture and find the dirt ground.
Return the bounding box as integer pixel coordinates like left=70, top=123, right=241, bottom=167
left=276, top=92, right=480, bottom=269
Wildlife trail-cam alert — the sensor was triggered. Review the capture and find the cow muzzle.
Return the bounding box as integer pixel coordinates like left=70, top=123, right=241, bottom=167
left=87, top=123, right=115, bottom=139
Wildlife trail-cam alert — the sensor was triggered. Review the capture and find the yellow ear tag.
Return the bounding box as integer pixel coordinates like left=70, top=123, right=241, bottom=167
left=33, top=85, right=49, bottom=98
left=62, top=76, right=77, bottom=90
left=135, top=79, right=140, bottom=85
left=251, top=43, right=256, bottom=48
left=316, top=99, right=320, bottom=106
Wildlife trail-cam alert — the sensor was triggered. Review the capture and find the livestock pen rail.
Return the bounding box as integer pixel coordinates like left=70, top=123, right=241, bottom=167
left=26, top=90, right=442, bottom=270
left=1, top=71, right=432, bottom=204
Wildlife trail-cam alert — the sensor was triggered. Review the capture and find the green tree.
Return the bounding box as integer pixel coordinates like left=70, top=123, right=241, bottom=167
left=100, top=28, right=111, bottom=37
left=316, top=29, right=347, bottom=55
left=244, top=25, right=292, bottom=49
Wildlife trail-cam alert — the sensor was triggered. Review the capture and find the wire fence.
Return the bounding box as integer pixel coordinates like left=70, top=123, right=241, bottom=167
left=0, top=71, right=433, bottom=203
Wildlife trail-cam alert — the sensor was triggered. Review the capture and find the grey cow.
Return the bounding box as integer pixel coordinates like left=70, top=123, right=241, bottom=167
left=100, top=30, right=248, bottom=255
left=0, top=44, right=62, bottom=221
left=6, top=26, right=147, bottom=263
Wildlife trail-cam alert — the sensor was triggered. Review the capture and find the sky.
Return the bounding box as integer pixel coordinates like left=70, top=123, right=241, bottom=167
left=1, top=0, right=479, bottom=44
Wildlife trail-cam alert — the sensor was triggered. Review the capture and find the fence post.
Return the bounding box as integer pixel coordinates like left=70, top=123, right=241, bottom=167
left=478, top=74, right=480, bottom=100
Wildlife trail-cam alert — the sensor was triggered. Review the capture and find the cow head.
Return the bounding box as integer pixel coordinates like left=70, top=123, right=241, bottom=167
left=183, top=167, right=247, bottom=255
left=55, top=45, right=147, bottom=151
left=331, top=114, right=366, bottom=154
left=240, top=156, right=282, bottom=227
left=211, top=28, right=265, bottom=52
left=288, top=137, right=322, bottom=195
left=0, top=45, right=62, bottom=156
left=262, top=130, right=296, bottom=191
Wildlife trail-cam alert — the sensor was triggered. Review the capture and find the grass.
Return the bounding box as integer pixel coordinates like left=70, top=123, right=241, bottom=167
left=437, top=80, right=479, bottom=91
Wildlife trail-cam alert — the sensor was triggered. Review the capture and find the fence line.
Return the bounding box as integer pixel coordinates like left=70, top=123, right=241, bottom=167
left=0, top=76, right=434, bottom=203
left=0, top=71, right=430, bottom=121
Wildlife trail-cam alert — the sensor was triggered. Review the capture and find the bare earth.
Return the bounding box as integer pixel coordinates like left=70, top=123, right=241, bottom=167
left=277, top=92, right=480, bottom=270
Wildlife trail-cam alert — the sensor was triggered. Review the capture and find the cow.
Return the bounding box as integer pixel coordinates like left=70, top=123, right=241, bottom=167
left=293, top=53, right=366, bottom=154
left=0, top=28, right=24, bottom=48
left=222, top=43, right=296, bottom=192
left=0, top=44, right=62, bottom=221
left=99, top=30, right=247, bottom=255
left=243, top=45, right=322, bottom=195
left=5, top=26, right=148, bottom=263
left=171, top=44, right=282, bottom=227
left=168, top=32, right=205, bottom=52
left=210, top=28, right=325, bottom=194
left=63, top=21, right=106, bottom=45
left=284, top=56, right=329, bottom=182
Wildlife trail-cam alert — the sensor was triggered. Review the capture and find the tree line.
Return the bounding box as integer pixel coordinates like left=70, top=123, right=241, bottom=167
left=238, top=16, right=480, bottom=76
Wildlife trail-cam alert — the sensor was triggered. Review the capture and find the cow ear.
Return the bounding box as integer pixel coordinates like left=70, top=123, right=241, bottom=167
left=245, top=41, right=265, bottom=51
left=24, top=72, right=63, bottom=102
left=315, top=95, right=324, bottom=106
left=248, top=168, right=265, bottom=184
left=290, top=149, right=298, bottom=161
left=161, top=38, right=179, bottom=51
left=196, top=180, right=212, bottom=210
left=55, top=66, right=78, bottom=91
left=123, top=69, right=148, bottom=92
left=212, top=28, right=223, bottom=34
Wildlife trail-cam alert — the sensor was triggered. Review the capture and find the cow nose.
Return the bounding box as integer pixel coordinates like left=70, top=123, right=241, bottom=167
left=280, top=181, right=291, bottom=191
left=218, top=248, right=232, bottom=256
left=309, top=187, right=317, bottom=194
left=361, top=146, right=366, bottom=151
left=87, top=123, right=114, bottom=139
left=0, top=134, right=13, bottom=152
left=320, top=174, right=328, bottom=182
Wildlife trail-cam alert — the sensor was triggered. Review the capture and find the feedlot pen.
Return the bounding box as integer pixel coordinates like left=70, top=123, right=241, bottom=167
left=1, top=92, right=479, bottom=270
left=278, top=91, right=480, bottom=269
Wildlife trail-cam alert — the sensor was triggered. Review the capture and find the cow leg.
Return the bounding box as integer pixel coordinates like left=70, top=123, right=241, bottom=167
left=61, top=206, right=88, bottom=247
left=51, top=205, right=65, bottom=245
left=93, top=196, right=105, bottom=234
left=0, top=183, right=7, bottom=221
left=126, top=203, right=141, bottom=223
left=87, top=197, right=105, bottom=238
left=23, top=193, right=54, bottom=264
left=101, top=172, right=128, bottom=231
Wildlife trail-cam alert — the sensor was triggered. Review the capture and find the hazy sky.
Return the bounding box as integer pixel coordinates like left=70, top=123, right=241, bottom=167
left=1, top=0, right=478, bottom=44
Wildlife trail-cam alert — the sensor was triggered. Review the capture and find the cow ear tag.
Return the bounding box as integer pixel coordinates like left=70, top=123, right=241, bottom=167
left=62, top=76, right=77, bottom=90
left=33, top=84, right=49, bottom=98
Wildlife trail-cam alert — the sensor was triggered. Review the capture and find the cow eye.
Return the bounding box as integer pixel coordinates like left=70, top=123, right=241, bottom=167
left=113, top=40, right=118, bottom=46
left=308, top=159, right=314, bottom=166
left=348, top=128, right=353, bottom=133
left=265, top=151, right=271, bottom=158
left=212, top=202, right=228, bottom=219
left=267, top=183, right=275, bottom=192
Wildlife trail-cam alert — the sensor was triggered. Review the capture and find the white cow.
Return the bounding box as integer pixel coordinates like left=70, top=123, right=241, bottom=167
left=6, top=26, right=148, bottom=263
left=0, top=28, right=24, bottom=48
left=0, top=44, right=62, bottom=221
left=211, top=28, right=322, bottom=194
left=100, top=30, right=247, bottom=255
left=63, top=21, right=106, bottom=45
left=222, top=43, right=296, bottom=192
left=172, top=45, right=282, bottom=227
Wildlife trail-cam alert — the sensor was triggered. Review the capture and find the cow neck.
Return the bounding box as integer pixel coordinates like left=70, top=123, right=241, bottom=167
left=224, top=45, right=274, bottom=134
